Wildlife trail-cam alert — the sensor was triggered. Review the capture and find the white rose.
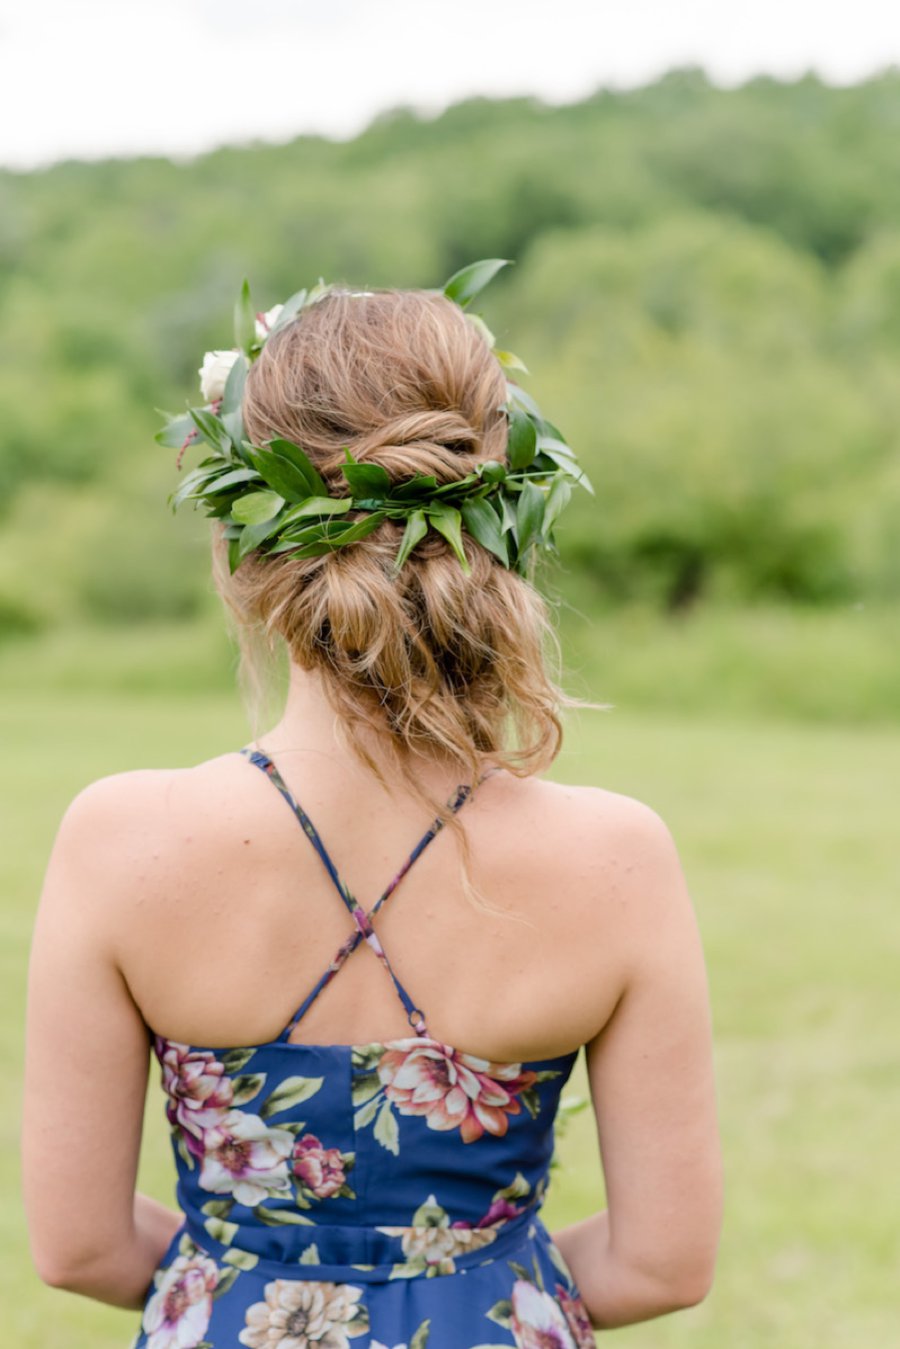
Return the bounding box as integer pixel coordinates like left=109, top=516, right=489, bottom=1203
left=198, top=349, right=239, bottom=403
left=254, top=304, right=283, bottom=341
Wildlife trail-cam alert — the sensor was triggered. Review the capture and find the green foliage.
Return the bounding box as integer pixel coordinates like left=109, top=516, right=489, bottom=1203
left=2, top=72, right=900, bottom=628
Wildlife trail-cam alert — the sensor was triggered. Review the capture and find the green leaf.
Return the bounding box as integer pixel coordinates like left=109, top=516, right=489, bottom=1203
left=259, top=1075, right=324, bottom=1118
left=520, top=1085, right=541, bottom=1119
left=426, top=504, right=470, bottom=573
left=231, top=490, right=284, bottom=525
left=269, top=288, right=309, bottom=335
left=236, top=515, right=284, bottom=563
left=410, top=1319, right=431, bottom=1349
left=443, top=258, right=511, bottom=309
left=204, top=1216, right=238, bottom=1245
left=248, top=448, right=320, bottom=504
left=212, top=1267, right=239, bottom=1299
left=542, top=477, right=572, bottom=533
left=392, top=509, right=428, bottom=571
left=266, top=439, right=328, bottom=496
left=353, top=1095, right=382, bottom=1129
left=175, top=1132, right=194, bottom=1170
left=221, top=1048, right=257, bottom=1074
left=495, top=349, right=529, bottom=373
left=536, top=443, right=594, bottom=495
left=391, top=474, right=439, bottom=500
left=342, top=461, right=392, bottom=496
left=479, top=460, right=507, bottom=485
left=460, top=499, right=508, bottom=565
left=465, top=312, right=495, bottom=348
left=507, top=381, right=542, bottom=418
left=279, top=497, right=351, bottom=524
left=286, top=511, right=386, bottom=557
left=299, top=1243, right=321, bottom=1265
left=200, top=1199, right=235, bottom=1219
left=412, top=1195, right=449, bottom=1228
left=221, top=353, right=249, bottom=415
left=373, top=1099, right=399, bottom=1155
left=515, top=480, right=545, bottom=559
left=204, top=467, right=261, bottom=494
left=252, top=1205, right=315, bottom=1227
left=189, top=408, right=231, bottom=454
left=507, top=407, right=538, bottom=470
left=169, top=466, right=221, bottom=511
left=155, top=412, right=196, bottom=449
left=222, top=1248, right=259, bottom=1271
left=229, top=1072, right=267, bottom=1106
left=486, top=1298, right=514, bottom=1329
left=234, top=278, right=255, bottom=355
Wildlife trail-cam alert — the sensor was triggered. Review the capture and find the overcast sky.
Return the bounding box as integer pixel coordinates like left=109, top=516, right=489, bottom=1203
left=2, top=0, right=900, bottom=169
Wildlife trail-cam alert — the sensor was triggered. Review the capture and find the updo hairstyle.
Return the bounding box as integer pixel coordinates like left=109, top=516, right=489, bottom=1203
left=213, top=288, right=572, bottom=858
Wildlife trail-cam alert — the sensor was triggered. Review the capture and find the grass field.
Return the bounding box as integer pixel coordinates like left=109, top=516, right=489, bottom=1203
left=3, top=682, right=898, bottom=1346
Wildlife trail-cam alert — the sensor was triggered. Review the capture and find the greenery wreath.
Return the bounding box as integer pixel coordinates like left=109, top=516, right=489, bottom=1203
left=156, top=259, right=592, bottom=578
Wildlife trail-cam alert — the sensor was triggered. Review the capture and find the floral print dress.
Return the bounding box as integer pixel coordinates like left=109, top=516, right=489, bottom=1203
left=133, top=748, right=595, bottom=1349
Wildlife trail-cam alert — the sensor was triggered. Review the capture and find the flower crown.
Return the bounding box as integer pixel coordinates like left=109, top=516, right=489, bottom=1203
left=157, top=260, right=592, bottom=577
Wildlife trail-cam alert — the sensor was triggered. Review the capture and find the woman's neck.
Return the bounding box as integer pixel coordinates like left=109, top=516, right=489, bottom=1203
left=253, top=662, right=478, bottom=795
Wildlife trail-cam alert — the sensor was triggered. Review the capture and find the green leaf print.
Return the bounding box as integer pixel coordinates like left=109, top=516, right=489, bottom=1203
left=259, top=1075, right=324, bottom=1118
left=200, top=1198, right=234, bottom=1219
left=410, top=1319, right=431, bottom=1348
left=373, top=1098, right=400, bottom=1155
left=212, top=1266, right=240, bottom=1299
left=221, top=1047, right=257, bottom=1074
left=222, top=1248, right=259, bottom=1271
left=229, top=1072, right=267, bottom=1105
left=299, top=1244, right=321, bottom=1265
left=204, top=1215, right=238, bottom=1245
left=252, top=1204, right=315, bottom=1227
left=486, top=1298, right=513, bottom=1328
left=351, top=1070, right=383, bottom=1106
left=353, top=1094, right=382, bottom=1129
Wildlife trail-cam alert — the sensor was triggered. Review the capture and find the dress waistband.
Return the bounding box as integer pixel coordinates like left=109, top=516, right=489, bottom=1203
left=183, top=1203, right=543, bottom=1285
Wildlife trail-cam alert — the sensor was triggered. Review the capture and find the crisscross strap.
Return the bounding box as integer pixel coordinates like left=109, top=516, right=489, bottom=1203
left=238, top=747, right=489, bottom=1038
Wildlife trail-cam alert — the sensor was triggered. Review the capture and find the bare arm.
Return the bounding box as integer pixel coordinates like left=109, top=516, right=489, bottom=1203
left=552, top=803, right=723, bottom=1328
left=21, top=776, right=184, bottom=1309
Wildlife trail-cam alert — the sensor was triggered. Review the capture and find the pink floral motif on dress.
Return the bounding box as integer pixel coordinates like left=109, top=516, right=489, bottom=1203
left=198, top=1109, right=294, bottom=1206
left=555, top=1283, right=596, bottom=1348
left=292, top=1133, right=348, bottom=1199
left=141, top=1250, right=219, bottom=1349
left=155, top=1038, right=235, bottom=1150
left=510, top=1278, right=577, bottom=1349
left=377, top=1039, right=538, bottom=1144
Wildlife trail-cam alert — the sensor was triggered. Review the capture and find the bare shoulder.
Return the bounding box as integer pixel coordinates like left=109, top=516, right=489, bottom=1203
left=493, top=771, right=681, bottom=877
left=49, top=753, right=243, bottom=879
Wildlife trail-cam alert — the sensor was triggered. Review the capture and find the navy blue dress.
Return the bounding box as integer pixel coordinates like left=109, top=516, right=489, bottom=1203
left=133, top=748, right=594, bottom=1349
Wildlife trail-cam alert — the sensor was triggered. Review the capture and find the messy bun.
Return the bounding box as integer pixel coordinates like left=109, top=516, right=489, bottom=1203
left=213, top=288, right=575, bottom=866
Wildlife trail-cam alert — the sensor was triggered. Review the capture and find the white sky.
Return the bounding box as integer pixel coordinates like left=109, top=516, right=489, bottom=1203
left=2, top=0, right=900, bottom=169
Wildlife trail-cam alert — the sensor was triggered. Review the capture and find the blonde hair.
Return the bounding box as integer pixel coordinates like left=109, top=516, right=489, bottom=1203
left=212, top=287, right=584, bottom=903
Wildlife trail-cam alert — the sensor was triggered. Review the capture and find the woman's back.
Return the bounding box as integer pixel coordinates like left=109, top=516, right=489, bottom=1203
left=117, top=743, right=631, bottom=1063
left=102, top=735, right=646, bottom=1349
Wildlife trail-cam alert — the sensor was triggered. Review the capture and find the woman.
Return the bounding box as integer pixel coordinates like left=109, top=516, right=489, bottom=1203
left=22, top=272, right=722, bottom=1347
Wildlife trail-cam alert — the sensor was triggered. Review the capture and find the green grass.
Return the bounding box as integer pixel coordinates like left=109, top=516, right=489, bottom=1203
left=3, top=686, right=898, bottom=1345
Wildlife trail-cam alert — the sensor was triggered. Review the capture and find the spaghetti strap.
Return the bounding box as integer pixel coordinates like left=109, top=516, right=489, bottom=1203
left=238, top=747, right=491, bottom=1038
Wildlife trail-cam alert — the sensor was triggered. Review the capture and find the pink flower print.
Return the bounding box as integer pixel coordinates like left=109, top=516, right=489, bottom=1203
left=555, top=1284, right=595, bottom=1349
left=292, top=1134, right=347, bottom=1199
left=475, top=1195, right=526, bottom=1228
left=199, top=1110, right=294, bottom=1206
left=510, top=1279, right=576, bottom=1349
left=141, top=1250, right=218, bottom=1349
left=156, top=1039, right=234, bottom=1142
left=377, top=1039, right=538, bottom=1144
